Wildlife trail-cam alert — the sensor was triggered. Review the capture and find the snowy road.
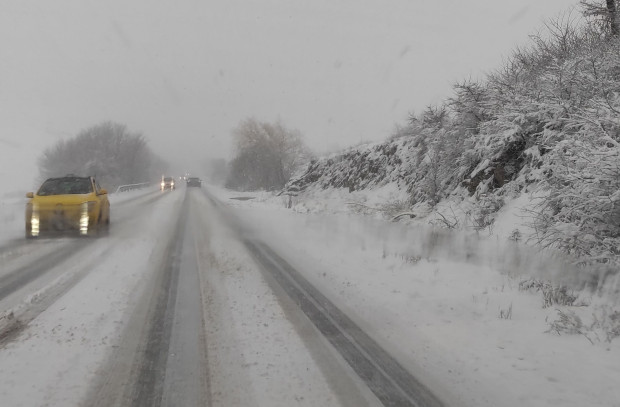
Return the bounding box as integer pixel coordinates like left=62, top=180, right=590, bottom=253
left=0, top=187, right=442, bottom=406
left=2, top=185, right=618, bottom=407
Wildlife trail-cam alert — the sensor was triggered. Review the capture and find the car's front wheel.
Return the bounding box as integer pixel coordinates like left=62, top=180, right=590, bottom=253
left=98, top=211, right=110, bottom=236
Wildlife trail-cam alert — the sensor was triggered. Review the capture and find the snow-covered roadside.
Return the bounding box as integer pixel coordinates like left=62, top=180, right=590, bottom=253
left=0, top=194, right=26, bottom=245
left=207, top=185, right=620, bottom=407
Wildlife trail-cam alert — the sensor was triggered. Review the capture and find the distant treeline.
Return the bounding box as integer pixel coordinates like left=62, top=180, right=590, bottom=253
left=38, top=121, right=166, bottom=190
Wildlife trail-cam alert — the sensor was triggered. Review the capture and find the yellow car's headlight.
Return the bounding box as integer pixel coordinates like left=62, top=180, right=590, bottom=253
left=81, top=201, right=97, bottom=213
left=79, top=201, right=97, bottom=234
left=26, top=203, right=40, bottom=236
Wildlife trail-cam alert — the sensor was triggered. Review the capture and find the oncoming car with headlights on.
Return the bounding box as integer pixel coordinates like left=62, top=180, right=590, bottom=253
left=161, top=176, right=175, bottom=191
left=25, top=175, right=110, bottom=238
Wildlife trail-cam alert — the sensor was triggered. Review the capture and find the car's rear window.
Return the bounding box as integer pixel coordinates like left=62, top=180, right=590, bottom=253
left=38, top=178, right=93, bottom=195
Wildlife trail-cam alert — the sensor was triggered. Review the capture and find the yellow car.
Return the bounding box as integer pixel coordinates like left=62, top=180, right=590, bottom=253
left=25, top=175, right=110, bottom=238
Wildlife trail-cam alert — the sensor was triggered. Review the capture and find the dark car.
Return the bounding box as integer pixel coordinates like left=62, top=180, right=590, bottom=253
left=186, top=177, right=201, bottom=187
left=161, top=176, right=175, bottom=191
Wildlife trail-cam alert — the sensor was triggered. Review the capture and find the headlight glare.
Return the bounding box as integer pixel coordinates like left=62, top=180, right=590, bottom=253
left=31, top=214, right=40, bottom=236
left=79, top=201, right=96, bottom=235
left=81, top=201, right=97, bottom=213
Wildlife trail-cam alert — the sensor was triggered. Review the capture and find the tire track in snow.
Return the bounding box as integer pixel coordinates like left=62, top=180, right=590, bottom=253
left=124, top=192, right=209, bottom=407
left=160, top=193, right=210, bottom=407
left=128, top=195, right=188, bottom=406
left=81, top=190, right=207, bottom=407
left=0, top=240, right=89, bottom=301
left=0, top=242, right=116, bottom=345
left=244, top=240, right=445, bottom=407
left=0, top=239, right=30, bottom=260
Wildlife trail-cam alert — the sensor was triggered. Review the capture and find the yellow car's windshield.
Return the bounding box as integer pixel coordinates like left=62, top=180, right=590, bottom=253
left=37, top=178, right=93, bottom=196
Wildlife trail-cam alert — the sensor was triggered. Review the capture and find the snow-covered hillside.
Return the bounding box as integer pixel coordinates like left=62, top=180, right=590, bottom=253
left=259, top=16, right=620, bottom=357
left=284, top=17, right=620, bottom=293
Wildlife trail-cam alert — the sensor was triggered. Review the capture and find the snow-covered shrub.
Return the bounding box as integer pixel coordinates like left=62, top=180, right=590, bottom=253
left=547, top=306, right=620, bottom=344
left=509, top=229, right=522, bottom=242
left=499, top=303, right=513, bottom=319
left=505, top=30, right=620, bottom=271
left=543, top=285, right=578, bottom=308
left=378, top=200, right=411, bottom=220
left=519, top=278, right=577, bottom=308
left=467, top=194, right=504, bottom=233
left=591, top=306, right=620, bottom=343
left=532, top=141, right=620, bottom=264
left=547, top=309, right=592, bottom=343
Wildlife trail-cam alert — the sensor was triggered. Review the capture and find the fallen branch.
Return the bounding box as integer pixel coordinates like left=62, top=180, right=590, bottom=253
left=435, top=211, right=459, bottom=229
left=392, top=212, right=417, bottom=221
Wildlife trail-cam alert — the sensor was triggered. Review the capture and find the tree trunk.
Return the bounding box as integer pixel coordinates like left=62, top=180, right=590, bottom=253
left=608, top=0, right=619, bottom=36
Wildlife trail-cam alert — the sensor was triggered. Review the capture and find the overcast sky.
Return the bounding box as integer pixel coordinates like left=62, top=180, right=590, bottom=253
left=0, top=0, right=580, bottom=179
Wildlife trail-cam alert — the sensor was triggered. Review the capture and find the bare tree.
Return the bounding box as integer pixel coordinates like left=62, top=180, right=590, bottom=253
left=609, top=0, right=619, bottom=35
left=38, top=121, right=155, bottom=189
left=226, top=118, right=311, bottom=191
